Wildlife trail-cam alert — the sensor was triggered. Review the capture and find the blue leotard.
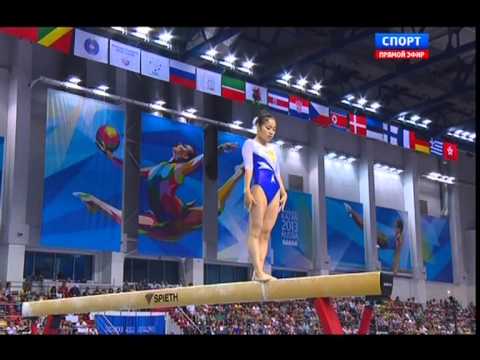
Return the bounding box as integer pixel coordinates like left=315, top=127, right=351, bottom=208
left=242, top=138, right=281, bottom=205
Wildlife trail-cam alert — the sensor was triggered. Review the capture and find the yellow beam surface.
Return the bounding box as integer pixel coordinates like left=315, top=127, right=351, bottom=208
left=22, top=271, right=392, bottom=317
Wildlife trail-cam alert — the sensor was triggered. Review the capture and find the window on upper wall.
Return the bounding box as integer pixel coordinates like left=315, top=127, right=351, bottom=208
left=288, top=174, right=304, bottom=192
left=204, top=264, right=249, bottom=284
left=132, top=259, right=148, bottom=283
left=54, top=253, right=74, bottom=281
left=23, top=251, right=94, bottom=282
left=148, top=259, right=164, bottom=283
left=272, top=269, right=307, bottom=279
left=164, top=261, right=179, bottom=285
left=419, top=199, right=429, bottom=216
left=33, top=252, right=54, bottom=280
left=73, top=254, right=93, bottom=283
left=123, top=258, right=133, bottom=283
left=123, top=259, right=179, bottom=285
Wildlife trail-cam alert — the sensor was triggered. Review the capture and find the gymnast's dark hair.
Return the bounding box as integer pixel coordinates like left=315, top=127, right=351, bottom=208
left=395, top=218, right=404, bottom=232
left=168, top=143, right=196, bottom=163
left=252, top=110, right=275, bottom=128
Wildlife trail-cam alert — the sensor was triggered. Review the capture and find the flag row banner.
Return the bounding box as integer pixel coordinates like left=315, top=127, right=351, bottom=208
left=72, top=29, right=463, bottom=161
left=0, top=27, right=460, bottom=161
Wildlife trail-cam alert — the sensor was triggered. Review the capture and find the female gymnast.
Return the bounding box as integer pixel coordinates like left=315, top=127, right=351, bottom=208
left=242, top=111, right=287, bottom=282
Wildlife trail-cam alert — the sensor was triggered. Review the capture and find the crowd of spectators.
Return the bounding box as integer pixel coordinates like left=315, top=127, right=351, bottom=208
left=177, top=296, right=476, bottom=335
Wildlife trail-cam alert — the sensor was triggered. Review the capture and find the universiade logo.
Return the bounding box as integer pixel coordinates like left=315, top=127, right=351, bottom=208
left=84, top=38, right=100, bottom=55
left=374, top=33, right=430, bottom=60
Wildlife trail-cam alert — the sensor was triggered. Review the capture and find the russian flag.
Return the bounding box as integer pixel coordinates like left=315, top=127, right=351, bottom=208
left=169, top=59, right=196, bottom=90
left=289, top=95, right=310, bottom=120
left=310, top=102, right=330, bottom=127
left=268, top=89, right=289, bottom=114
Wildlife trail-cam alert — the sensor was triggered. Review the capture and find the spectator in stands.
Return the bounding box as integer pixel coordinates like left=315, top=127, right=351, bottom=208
left=4, top=282, right=12, bottom=302
left=49, top=286, right=57, bottom=299
left=59, top=281, right=69, bottom=298
left=6, top=322, right=16, bottom=335
left=69, top=284, right=81, bottom=297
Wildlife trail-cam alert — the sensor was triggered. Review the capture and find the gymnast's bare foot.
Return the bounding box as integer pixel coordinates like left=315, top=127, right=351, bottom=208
left=264, top=273, right=277, bottom=281
left=252, top=271, right=272, bottom=282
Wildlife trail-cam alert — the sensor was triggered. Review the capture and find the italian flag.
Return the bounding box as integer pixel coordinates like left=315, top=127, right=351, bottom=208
left=221, top=75, right=245, bottom=103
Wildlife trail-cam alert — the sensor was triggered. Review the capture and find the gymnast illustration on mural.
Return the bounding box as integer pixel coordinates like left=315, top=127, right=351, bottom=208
left=344, top=203, right=405, bottom=274
left=73, top=125, right=243, bottom=242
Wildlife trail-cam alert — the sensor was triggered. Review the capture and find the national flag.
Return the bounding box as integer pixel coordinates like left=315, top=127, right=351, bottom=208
left=329, top=107, right=349, bottom=131
left=196, top=68, right=221, bottom=96
left=0, top=27, right=73, bottom=54
left=414, top=134, right=430, bottom=155
left=245, top=82, right=267, bottom=104
left=349, top=113, right=367, bottom=137
left=289, top=95, right=310, bottom=120
left=267, top=89, right=289, bottom=114
left=170, top=59, right=196, bottom=90
left=387, top=124, right=415, bottom=149
left=310, top=102, right=330, bottom=127
left=0, top=27, right=39, bottom=42
left=443, top=142, right=458, bottom=161
left=430, top=138, right=444, bottom=157
left=387, top=124, right=399, bottom=145
left=366, top=117, right=388, bottom=142
left=74, top=28, right=109, bottom=64
left=37, top=27, right=73, bottom=54
left=221, top=75, right=245, bottom=102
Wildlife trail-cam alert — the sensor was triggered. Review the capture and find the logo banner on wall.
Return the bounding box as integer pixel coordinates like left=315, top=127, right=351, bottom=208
left=138, top=113, right=203, bottom=258
left=376, top=206, right=412, bottom=274
left=326, top=197, right=366, bottom=272
left=421, top=215, right=453, bottom=283
left=109, top=40, right=141, bottom=73
left=196, top=68, right=222, bottom=96
left=41, top=89, right=124, bottom=251
left=217, top=131, right=250, bottom=264
left=140, top=50, right=170, bottom=82
left=73, top=28, right=109, bottom=64
left=271, top=191, right=313, bottom=270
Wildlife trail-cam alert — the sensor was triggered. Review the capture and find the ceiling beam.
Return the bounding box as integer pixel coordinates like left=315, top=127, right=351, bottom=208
left=257, top=29, right=378, bottom=84
left=182, top=27, right=243, bottom=62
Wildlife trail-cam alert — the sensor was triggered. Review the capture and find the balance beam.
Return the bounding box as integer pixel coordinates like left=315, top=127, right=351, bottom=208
left=22, top=271, right=393, bottom=317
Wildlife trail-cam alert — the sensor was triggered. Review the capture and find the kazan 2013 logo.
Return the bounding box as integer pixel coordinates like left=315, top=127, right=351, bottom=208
left=375, top=33, right=429, bottom=60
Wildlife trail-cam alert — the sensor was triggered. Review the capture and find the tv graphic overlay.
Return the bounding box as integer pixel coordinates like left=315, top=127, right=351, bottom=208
left=375, top=33, right=429, bottom=60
